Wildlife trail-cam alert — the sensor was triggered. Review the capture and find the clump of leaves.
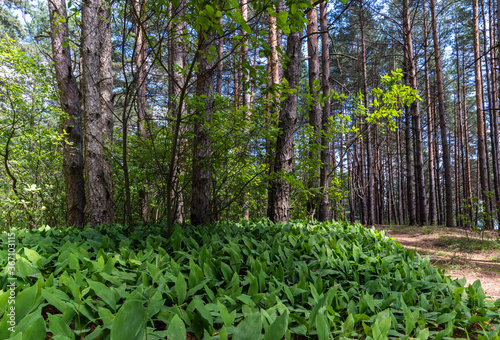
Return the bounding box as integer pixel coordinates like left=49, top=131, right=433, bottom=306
left=1, top=220, right=500, bottom=339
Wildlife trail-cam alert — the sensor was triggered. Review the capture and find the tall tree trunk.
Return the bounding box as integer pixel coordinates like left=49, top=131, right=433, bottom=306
left=461, top=47, right=473, bottom=224
left=82, top=0, right=114, bottom=227
left=270, top=30, right=301, bottom=223
left=423, top=1, right=436, bottom=224
left=396, top=116, right=404, bottom=224
left=403, top=0, right=426, bottom=225
left=318, top=2, right=331, bottom=222
left=266, top=7, right=280, bottom=219
left=473, top=0, right=493, bottom=229
left=168, top=0, right=187, bottom=224
left=191, top=27, right=216, bottom=226
left=488, top=0, right=500, bottom=218
left=134, top=0, right=149, bottom=223
left=359, top=1, right=374, bottom=225
left=430, top=0, right=454, bottom=227
left=307, top=2, right=321, bottom=219
left=48, top=0, right=85, bottom=227
left=241, top=0, right=251, bottom=219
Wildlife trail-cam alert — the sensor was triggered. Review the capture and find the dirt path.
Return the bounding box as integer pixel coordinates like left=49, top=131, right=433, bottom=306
left=373, top=225, right=500, bottom=301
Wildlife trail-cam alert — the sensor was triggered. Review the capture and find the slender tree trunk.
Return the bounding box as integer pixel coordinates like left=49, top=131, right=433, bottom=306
left=191, top=27, right=216, bottom=226
left=270, top=30, right=301, bottom=223
left=359, top=2, right=374, bottom=225
left=423, top=2, right=436, bottom=224
left=82, top=0, right=114, bottom=227
left=266, top=7, right=280, bottom=219
left=134, top=0, right=149, bottom=223
left=307, top=2, right=321, bottom=219
left=473, top=0, right=492, bottom=229
left=403, top=0, right=426, bottom=225
left=396, top=115, right=404, bottom=224
left=48, top=0, right=85, bottom=227
left=430, top=0, right=454, bottom=227
left=488, top=0, right=500, bottom=217
left=318, top=2, right=330, bottom=221
left=167, top=0, right=187, bottom=225
left=461, top=47, right=473, bottom=223
left=241, top=0, right=251, bottom=219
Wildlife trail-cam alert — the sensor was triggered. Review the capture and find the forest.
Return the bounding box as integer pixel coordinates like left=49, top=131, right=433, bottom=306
left=1, top=0, right=500, bottom=339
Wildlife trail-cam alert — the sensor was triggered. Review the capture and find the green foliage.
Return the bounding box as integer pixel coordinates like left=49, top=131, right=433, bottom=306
left=1, top=220, right=499, bottom=339
left=0, top=37, right=65, bottom=229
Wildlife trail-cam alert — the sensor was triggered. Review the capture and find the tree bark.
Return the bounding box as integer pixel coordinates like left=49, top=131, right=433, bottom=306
left=82, top=0, right=114, bottom=227
left=134, top=0, right=149, bottom=223
left=403, top=0, right=426, bottom=225
left=429, top=0, right=454, bottom=227
left=423, top=1, right=436, bottom=224
left=318, top=2, right=330, bottom=222
left=307, top=2, right=321, bottom=218
left=168, top=0, right=187, bottom=225
left=48, top=0, right=85, bottom=227
left=359, top=1, right=374, bottom=225
left=270, top=30, right=301, bottom=223
left=473, top=0, right=492, bottom=229
left=191, top=27, right=216, bottom=226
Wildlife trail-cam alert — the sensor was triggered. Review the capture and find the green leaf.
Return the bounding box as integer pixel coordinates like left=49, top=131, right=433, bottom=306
left=264, top=312, right=288, bottom=340
left=176, top=273, right=187, bottom=304
left=316, top=312, right=328, bottom=340
left=110, top=300, right=146, bottom=340
left=87, top=280, right=117, bottom=311
left=166, top=315, right=186, bottom=340
left=233, top=312, right=262, bottom=340
left=435, top=311, right=456, bottom=324
left=48, top=314, right=75, bottom=340
left=21, top=315, right=46, bottom=340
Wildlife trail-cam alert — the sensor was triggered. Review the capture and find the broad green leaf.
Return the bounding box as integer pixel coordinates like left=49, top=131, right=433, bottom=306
left=264, top=312, right=288, bottom=340
left=88, top=280, right=117, bottom=311
left=176, top=273, right=187, bottom=304
left=166, top=315, right=185, bottom=340
left=110, top=300, right=145, bottom=340
left=48, top=314, right=75, bottom=340
left=233, top=312, right=262, bottom=340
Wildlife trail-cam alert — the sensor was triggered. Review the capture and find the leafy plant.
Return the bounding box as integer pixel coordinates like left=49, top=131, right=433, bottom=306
left=1, top=220, right=499, bottom=339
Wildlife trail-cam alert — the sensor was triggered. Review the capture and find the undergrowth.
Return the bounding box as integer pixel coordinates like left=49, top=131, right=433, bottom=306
left=1, top=220, right=500, bottom=339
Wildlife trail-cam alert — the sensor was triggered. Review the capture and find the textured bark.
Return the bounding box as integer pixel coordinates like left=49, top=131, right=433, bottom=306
left=318, top=2, right=330, bottom=222
left=48, top=0, right=85, bottom=227
left=167, top=0, right=187, bottom=225
left=403, top=0, right=426, bottom=225
left=473, top=0, right=492, bottom=229
left=307, top=3, right=321, bottom=218
left=82, top=0, right=114, bottom=227
left=99, top=0, right=114, bottom=142
left=423, top=1, right=436, bottom=224
left=359, top=2, right=373, bottom=225
left=134, top=0, right=149, bottom=223
left=270, top=30, right=301, bottom=223
left=487, top=0, right=500, bottom=215
left=191, top=28, right=216, bottom=226
left=241, top=0, right=251, bottom=108
left=430, top=0, right=454, bottom=227
left=461, top=49, right=473, bottom=223
left=266, top=7, right=280, bottom=219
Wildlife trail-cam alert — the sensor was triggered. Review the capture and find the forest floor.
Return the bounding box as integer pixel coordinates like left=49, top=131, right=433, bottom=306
left=373, top=224, right=500, bottom=301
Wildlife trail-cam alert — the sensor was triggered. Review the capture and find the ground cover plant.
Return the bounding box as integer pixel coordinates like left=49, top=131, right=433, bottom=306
left=1, top=220, right=500, bottom=339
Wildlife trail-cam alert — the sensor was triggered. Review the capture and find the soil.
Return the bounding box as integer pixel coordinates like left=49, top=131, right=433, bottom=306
left=372, top=225, right=500, bottom=301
